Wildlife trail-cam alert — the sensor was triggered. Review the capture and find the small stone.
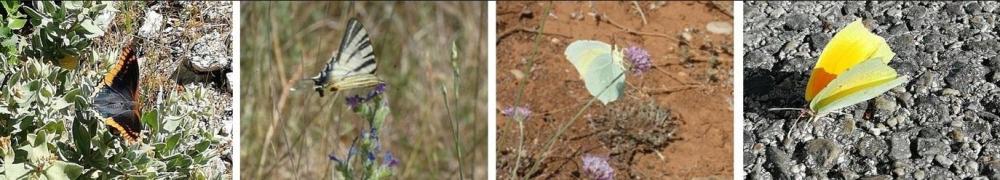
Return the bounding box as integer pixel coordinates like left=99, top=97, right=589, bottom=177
left=914, top=170, right=926, bottom=179
left=808, top=33, right=830, bottom=52
left=935, top=154, right=954, bottom=167
left=890, top=132, right=912, bottom=160
left=706, top=21, right=733, bottom=35
left=783, top=13, right=813, bottom=31
left=139, top=10, right=164, bottom=38
left=950, top=130, right=965, bottom=142
left=902, top=6, right=927, bottom=19
left=946, top=3, right=965, bottom=15
left=766, top=146, right=793, bottom=178
left=804, top=139, right=841, bottom=175
left=187, top=31, right=231, bottom=72
left=917, top=138, right=948, bottom=158
left=966, top=2, right=983, bottom=13
left=510, top=69, right=526, bottom=80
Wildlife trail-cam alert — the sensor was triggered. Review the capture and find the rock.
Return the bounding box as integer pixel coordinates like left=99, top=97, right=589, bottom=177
left=139, top=10, right=164, bottom=38
left=804, top=139, right=841, bottom=175
left=945, top=3, right=965, bottom=15
left=902, top=6, right=927, bottom=19
left=890, top=132, right=912, bottom=160
left=858, top=136, right=889, bottom=160
left=917, top=138, right=948, bottom=158
left=935, top=154, right=954, bottom=167
left=766, top=146, right=793, bottom=179
left=706, top=21, right=733, bottom=35
left=187, top=31, right=231, bottom=72
left=807, top=33, right=830, bottom=52
left=783, top=13, right=813, bottom=31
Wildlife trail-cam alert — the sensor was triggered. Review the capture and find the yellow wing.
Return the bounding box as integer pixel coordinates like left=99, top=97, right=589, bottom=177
left=805, top=19, right=895, bottom=102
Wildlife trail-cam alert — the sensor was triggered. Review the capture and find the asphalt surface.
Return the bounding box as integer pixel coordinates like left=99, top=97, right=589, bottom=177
left=743, top=2, right=1000, bottom=179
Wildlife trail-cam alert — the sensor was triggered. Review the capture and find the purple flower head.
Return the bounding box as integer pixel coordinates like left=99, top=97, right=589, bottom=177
left=624, top=46, right=652, bottom=75
left=501, top=106, right=532, bottom=121
left=581, top=154, right=614, bottom=180
left=346, top=95, right=364, bottom=108
left=344, top=82, right=389, bottom=109
left=383, top=152, right=399, bottom=167
left=372, top=83, right=387, bottom=95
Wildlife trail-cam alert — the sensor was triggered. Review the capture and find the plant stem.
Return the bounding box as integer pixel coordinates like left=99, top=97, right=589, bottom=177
left=442, top=86, right=465, bottom=180
left=522, top=72, right=626, bottom=179
left=510, top=3, right=553, bottom=179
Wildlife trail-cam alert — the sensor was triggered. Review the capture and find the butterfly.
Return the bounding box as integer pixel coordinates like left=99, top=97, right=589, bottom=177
left=803, top=19, right=908, bottom=118
left=310, top=18, right=383, bottom=97
left=564, top=40, right=627, bottom=105
left=94, top=39, right=144, bottom=143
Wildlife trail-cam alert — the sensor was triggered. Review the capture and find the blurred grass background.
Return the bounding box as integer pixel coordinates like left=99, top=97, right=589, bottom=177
left=239, top=2, right=486, bottom=179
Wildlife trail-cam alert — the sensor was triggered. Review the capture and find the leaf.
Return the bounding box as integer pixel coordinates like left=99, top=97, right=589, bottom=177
left=61, top=1, right=82, bottom=10
left=71, top=115, right=92, bottom=159
left=165, top=154, right=193, bottom=170
left=80, top=19, right=103, bottom=38
left=3, top=163, right=31, bottom=180
left=43, top=161, right=84, bottom=180
left=7, top=18, right=25, bottom=30
left=141, top=110, right=159, bottom=133
left=163, top=118, right=180, bottom=133
left=21, top=7, right=44, bottom=25
left=161, top=133, right=182, bottom=155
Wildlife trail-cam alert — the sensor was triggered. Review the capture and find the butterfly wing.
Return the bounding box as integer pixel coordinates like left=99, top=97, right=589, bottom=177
left=565, top=40, right=612, bottom=76
left=565, top=40, right=626, bottom=104
left=94, top=40, right=143, bottom=142
left=809, top=57, right=907, bottom=116
left=805, top=19, right=895, bottom=102
left=313, top=18, right=378, bottom=94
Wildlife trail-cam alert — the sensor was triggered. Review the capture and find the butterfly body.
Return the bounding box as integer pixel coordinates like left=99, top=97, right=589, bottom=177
left=94, top=39, right=144, bottom=143
left=311, top=18, right=381, bottom=97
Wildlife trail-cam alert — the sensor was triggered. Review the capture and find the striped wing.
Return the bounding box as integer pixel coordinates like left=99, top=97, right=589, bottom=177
left=312, top=18, right=378, bottom=96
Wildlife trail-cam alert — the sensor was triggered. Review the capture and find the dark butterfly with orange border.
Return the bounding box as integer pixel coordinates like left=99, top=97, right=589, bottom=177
left=94, top=39, right=144, bottom=143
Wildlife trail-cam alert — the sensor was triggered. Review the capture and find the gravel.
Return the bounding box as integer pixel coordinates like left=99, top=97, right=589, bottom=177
left=744, top=2, right=1000, bottom=179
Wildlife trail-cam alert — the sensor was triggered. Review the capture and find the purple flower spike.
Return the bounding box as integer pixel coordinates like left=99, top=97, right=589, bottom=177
left=345, top=82, right=389, bottom=109
left=501, top=106, right=532, bottom=121
left=581, top=154, right=614, bottom=180
left=373, top=83, right=387, bottom=95
left=624, top=46, right=652, bottom=75
left=344, top=96, right=364, bottom=109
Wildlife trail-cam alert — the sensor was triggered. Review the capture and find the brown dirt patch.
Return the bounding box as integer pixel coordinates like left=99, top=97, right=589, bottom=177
left=496, top=1, right=733, bottom=179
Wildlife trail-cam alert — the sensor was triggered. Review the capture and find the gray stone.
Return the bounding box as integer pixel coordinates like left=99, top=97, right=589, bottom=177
left=917, top=138, right=949, bottom=158
left=890, top=132, right=912, bottom=160
left=784, top=13, right=813, bottom=31
left=857, top=136, right=889, bottom=160
left=804, top=139, right=840, bottom=175
left=139, top=10, right=164, bottom=38
left=766, top=146, right=793, bottom=179
left=187, top=31, right=231, bottom=72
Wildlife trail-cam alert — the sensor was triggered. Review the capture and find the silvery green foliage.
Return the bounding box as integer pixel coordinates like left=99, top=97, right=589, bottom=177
left=0, top=3, right=228, bottom=176
left=21, top=1, right=114, bottom=67
left=588, top=98, right=679, bottom=164
left=1, top=1, right=28, bottom=61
